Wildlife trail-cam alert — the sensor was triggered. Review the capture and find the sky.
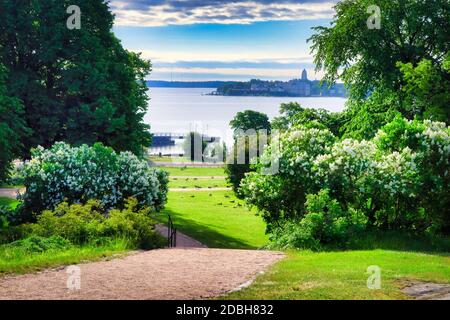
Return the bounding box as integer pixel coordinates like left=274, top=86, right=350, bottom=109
left=110, top=0, right=338, bottom=81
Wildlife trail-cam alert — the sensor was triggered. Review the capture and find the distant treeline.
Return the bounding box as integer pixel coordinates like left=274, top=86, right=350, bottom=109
left=146, top=80, right=239, bottom=88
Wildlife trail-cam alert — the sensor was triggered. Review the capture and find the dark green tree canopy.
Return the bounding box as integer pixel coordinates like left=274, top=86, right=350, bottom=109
left=229, top=110, right=271, bottom=136
left=309, top=0, right=450, bottom=100
left=0, top=0, right=151, bottom=156
left=0, top=65, right=29, bottom=182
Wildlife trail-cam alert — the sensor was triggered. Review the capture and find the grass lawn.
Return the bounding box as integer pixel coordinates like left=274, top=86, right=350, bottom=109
left=0, top=239, right=130, bottom=275
left=156, top=190, right=269, bottom=249
left=0, top=197, right=20, bottom=209
left=156, top=166, right=450, bottom=300
left=169, top=177, right=229, bottom=189
left=160, top=166, right=226, bottom=177
left=224, top=249, right=450, bottom=300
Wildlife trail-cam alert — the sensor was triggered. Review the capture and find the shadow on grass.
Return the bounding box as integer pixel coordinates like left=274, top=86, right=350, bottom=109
left=154, top=210, right=260, bottom=250
left=319, top=230, right=450, bottom=255
left=348, top=231, right=450, bottom=255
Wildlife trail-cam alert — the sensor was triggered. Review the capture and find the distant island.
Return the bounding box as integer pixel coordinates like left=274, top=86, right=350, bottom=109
left=212, top=69, right=347, bottom=97
left=146, top=70, right=347, bottom=98
left=147, top=80, right=239, bottom=88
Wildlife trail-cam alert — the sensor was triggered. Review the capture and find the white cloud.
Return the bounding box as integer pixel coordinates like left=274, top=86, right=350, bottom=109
left=111, top=1, right=336, bottom=26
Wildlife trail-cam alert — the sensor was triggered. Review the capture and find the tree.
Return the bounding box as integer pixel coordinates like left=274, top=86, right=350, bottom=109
left=272, top=102, right=345, bottom=136
left=309, top=0, right=450, bottom=137
left=397, top=54, right=450, bottom=122
left=0, top=65, right=29, bottom=182
left=0, top=0, right=152, bottom=157
left=226, top=110, right=271, bottom=195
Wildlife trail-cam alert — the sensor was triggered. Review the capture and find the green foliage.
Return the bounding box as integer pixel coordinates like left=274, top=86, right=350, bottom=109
left=309, top=0, right=449, bottom=101
left=340, top=90, right=401, bottom=139
left=309, top=0, right=450, bottom=139
left=7, top=235, right=72, bottom=254
left=226, top=110, right=271, bottom=195
left=31, top=198, right=163, bottom=249
left=0, top=0, right=152, bottom=157
left=0, top=65, right=29, bottom=182
left=272, top=102, right=344, bottom=136
left=19, top=142, right=168, bottom=220
left=270, top=190, right=367, bottom=250
left=397, top=54, right=450, bottom=122
left=241, top=117, right=450, bottom=248
left=229, top=110, right=271, bottom=136
left=241, top=127, right=336, bottom=230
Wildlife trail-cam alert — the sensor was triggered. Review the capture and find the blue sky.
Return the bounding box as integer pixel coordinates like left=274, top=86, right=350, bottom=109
left=110, top=0, right=338, bottom=81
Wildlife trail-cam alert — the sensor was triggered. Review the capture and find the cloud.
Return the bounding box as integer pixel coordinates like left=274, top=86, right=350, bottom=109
left=110, top=0, right=337, bottom=26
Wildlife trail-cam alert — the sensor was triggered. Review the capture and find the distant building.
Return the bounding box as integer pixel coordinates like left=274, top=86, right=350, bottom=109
left=215, top=68, right=346, bottom=97
left=283, top=69, right=311, bottom=96
left=301, top=69, right=308, bottom=81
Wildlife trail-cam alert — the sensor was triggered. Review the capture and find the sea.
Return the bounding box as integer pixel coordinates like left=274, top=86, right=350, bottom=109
left=145, top=88, right=347, bottom=154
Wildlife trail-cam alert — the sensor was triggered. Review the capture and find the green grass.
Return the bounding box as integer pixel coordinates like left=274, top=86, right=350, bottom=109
left=0, top=239, right=130, bottom=275
left=0, top=184, right=24, bottom=189
left=169, top=177, right=229, bottom=189
left=224, top=249, right=450, bottom=300
left=0, top=197, right=20, bottom=209
left=161, top=166, right=226, bottom=177
left=149, top=156, right=224, bottom=164
left=156, top=190, right=269, bottom=249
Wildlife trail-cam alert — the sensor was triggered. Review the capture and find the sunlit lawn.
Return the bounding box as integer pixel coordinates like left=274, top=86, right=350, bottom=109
left=0, top=239, right=130, bottom=275
left=169, top=177, right=229, bottom=189
left=161, top=166, right=226, bottom=177
left=0, top=197, right=20, bottom=209
left=156, top=190, right=269, bottom=249
left=224, top=249, right=450, bottom=300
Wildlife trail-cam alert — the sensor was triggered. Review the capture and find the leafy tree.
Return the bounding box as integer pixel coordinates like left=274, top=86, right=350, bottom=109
left=226, top=110, right=271, bottom=195
left=0, top=65, right=29, bottom=182
left=309, top=0, right=450, bottom=137
left=229, top=110, right=271, bottom=136
left=397, top=54, right=450, bottom=122
left=272, top=102, right=344, bottom=136
left=0, top=0, right=152, bottom=157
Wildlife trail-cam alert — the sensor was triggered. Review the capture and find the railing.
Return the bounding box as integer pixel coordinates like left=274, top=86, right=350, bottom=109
left=167, top=215, right=177, bottom=248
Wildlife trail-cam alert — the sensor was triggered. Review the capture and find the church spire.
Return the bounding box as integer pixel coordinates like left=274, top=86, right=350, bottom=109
left=301, top=69, right=308, bottom=81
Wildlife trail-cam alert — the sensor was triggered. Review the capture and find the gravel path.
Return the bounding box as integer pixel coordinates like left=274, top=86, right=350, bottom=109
left=0, top=188, right=22, bottom=199
left=155, top=225, right=207, bottom=248
left=0, top=248, right=284, bottom=300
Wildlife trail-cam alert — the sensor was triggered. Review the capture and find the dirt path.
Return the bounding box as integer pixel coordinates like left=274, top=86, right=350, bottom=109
left=0, top=248, right=284, bottom=300
left=155, top=225, right=207, bottom=248
left=0, top=188, right=22, bottom=199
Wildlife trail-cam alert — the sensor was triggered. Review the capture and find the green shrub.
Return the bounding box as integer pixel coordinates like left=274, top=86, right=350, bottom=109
left=7, top=235, right=72, bottom=253
left=270, top=190, right=367, bottom=250
left=242, top=117, right=450, bottom=246
left=30, top=198, right=164, bottom=249
left=19, top=142, right=168, bottom=221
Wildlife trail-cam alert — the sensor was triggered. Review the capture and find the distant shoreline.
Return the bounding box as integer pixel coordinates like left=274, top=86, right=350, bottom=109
left=146, top=80, right=347, bottom=98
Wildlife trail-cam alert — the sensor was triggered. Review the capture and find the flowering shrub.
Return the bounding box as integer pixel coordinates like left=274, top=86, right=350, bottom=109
left=20, top=142, right=168, bottom=219
left=240, top=125, right=335, bottom=231
left=241, top=117, right=450, bottom=248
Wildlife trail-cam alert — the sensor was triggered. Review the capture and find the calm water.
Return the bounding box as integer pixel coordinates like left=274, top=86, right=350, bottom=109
left=145, top=88, right=347, bottom=151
